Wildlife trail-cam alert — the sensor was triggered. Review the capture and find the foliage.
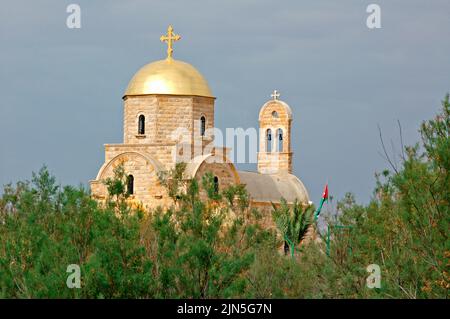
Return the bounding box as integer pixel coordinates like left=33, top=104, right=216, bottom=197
left=0, top=167, right=150, bottom=298
left=148, top=165, right=269, bottom=298
left=272, top=199, right=314, bottom=256
left=323, top=95, right=450, bottom=298
left=0, top=95, right=448, bottom=299
left=157, top=162, right=187, bottom=206
left=0, top=163, right=269, bottom=298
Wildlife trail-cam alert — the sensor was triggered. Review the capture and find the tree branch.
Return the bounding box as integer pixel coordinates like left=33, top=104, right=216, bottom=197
left=378, top=124, right=399, bottom=174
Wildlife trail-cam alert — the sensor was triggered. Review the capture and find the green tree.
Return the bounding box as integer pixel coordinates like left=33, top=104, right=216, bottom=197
left=157, top=162, right=187, bottom=207
left=103, top=163, right=131, bottom=211
left=150, top=164, right=268, bottom=298
left=325, top=94, right=450, bottom=298
left=0, top=166, right=153, bottom=298
left=272, top=199, right=314, bottom=257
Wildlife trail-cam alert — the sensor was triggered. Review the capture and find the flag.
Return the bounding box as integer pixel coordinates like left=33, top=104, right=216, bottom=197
left=322, top=184, right=328, bottom=201
left=314, top=184, right=328, bottom=220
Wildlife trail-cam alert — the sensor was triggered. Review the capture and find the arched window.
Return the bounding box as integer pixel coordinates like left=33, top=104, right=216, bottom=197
left=272, top=111, right=279, bottom=118
left=127, top=175, right=134, bottom=195
left=138, top=115, right=145, bottom=135
left=277, top=128, right=283, bottom=152
left=200, top=116, right=206, bottom=136
left=213, top=176, right=219, bottom=194
left=266, top=129, right=272, bottom=152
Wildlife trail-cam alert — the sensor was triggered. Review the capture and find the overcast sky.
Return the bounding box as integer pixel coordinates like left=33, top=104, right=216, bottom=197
left=1, top=0, right=449, bottom=206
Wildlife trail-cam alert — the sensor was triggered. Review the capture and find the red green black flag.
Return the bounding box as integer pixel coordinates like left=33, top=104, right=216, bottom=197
left=314, top=184, right=328, bottom=220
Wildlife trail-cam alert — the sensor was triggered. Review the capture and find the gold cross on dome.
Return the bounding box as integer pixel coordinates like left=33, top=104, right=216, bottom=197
left=271, top=90, right=280, bottom=100
left=160, top=25, right=181, bottom=59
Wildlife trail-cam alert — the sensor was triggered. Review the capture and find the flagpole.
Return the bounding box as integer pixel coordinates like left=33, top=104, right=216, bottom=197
left=326, top=178, right=329, bottom=216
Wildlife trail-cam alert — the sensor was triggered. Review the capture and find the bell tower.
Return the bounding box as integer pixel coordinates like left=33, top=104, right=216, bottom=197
left=257, top=90, right=293, bottom=174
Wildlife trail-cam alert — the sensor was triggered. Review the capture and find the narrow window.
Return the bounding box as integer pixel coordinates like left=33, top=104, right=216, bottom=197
left=213, top=176, right=219, bottom=194
left=138, top=115, right=145, bottom=135
left=266, top=129, right=272, bottom=152
left=200, top=116, right=206, bottom=136
left=277, top=128, right=283, bottom=152
left=127, top=175, right=134, bottom=195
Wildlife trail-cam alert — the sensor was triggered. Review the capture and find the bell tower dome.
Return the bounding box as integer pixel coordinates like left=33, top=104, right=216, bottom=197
left=257, top=90, right=293, bottom=174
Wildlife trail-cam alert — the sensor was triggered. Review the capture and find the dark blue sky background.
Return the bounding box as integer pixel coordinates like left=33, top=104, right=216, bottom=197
left=1, top=0, right=449, bottom=205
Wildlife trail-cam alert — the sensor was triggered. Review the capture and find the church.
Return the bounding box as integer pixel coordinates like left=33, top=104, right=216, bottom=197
left=90, top=26, right=310, bottom=216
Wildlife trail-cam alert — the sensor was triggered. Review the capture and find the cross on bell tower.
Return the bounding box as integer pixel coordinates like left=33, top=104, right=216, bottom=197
left=271, top=89, right=280, bottom=100
left=160, top=25, right=181, bottom=60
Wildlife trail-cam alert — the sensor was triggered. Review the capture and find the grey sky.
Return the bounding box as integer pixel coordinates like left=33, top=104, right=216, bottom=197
left=1, top=0, right=449, bottom=205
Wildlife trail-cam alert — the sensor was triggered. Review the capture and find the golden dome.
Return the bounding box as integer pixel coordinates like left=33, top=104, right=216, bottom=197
left=124, top=58, right=213, bottom=97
